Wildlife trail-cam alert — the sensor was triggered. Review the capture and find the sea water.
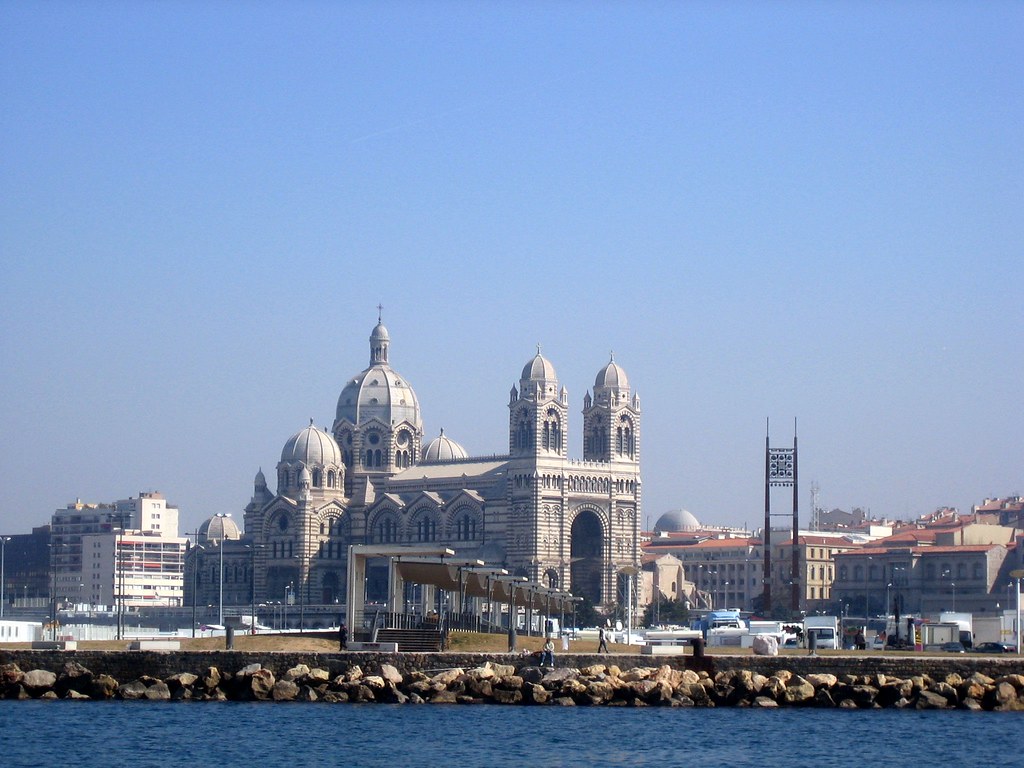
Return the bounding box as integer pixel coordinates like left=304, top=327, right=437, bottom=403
left=0, top=702, right=1016, bottom=768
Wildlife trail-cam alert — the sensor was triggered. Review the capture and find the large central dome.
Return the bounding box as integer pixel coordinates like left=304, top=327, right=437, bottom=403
left=335, top=320, right=423, bottom=430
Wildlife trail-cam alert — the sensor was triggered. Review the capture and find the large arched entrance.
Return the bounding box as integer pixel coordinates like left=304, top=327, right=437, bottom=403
left=570, top=510, right=604, bottom=604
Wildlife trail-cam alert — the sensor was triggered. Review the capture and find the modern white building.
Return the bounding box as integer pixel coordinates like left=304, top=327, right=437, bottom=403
left=51, top=492, right=185, bottom=608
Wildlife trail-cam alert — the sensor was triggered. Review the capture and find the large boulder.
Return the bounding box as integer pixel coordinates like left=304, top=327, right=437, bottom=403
left=117, top=680, right=149, bottom=700
left=915, top=690, right=950, bottom=709
left=282, top=664, right=310, bottom=682
left=91, top=674, right=119, bottom=699
left=249, top=669, right=276, bottom=700
left=23, top=669, right=57, bottom=696
left=144, top=682, right=171, bottom=701
left=272, top=681, right=300, bottom=701
left=379, top=664, right=404, bottom=685
left=781, top=677, right=816, bottom=705
left=56, top=661, right=94, bottom=697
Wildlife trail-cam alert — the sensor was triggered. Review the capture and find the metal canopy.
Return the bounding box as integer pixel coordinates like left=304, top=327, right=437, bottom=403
left=393, top=558, right=576, bottom=611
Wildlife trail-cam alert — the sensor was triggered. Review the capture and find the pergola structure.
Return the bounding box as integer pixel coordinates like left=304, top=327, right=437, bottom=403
left=346, top=544, right=579, bottom=632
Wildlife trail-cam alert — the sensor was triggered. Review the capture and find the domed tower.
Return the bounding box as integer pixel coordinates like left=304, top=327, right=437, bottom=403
left=332, top=315, right=423, bottom=479
left=654, top=509, right=701, bottom=533
left=421, top=429, right=469, bottom=462
left=277, top=421, right=346, bottom=499
left=583, top=354, right=641, bottom=463
left=508, top=346, right=568, bottom=458
left=198, top=514, right=242, bottom=545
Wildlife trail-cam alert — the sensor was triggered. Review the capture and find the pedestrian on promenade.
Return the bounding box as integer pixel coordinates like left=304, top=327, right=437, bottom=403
left=339, top=623, right=348, bottom=650
left=598, top=627, right=609, bottom=654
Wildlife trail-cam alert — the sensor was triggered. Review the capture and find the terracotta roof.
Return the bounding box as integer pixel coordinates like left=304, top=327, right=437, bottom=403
left=836, top=543, right=1002, bottom=557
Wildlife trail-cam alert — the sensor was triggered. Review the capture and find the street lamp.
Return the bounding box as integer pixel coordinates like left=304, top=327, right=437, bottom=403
left=620, top=565, right=639, bottom=646
left=48, top=541, right=68, bottom=642
left=247, top=544, right=264, bottom=635
left=941, top=568, right=955, bottom=612
left=293, top=554, right=304, bottom=631
left=190, top=544, right=205, bottom=639
left=863, top=556, right=873, bottom=625
left=214, top=513, right=231, bottom=626
left=0, top=536, right=10, bottom=619
left=285, top=582, right=293, bottom=629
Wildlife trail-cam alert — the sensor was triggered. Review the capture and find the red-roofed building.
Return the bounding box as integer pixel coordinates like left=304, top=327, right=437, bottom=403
left=833, top=526, right=1016, bottom=617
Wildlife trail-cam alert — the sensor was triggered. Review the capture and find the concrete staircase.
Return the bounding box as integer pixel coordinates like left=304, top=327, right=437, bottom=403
left=375, top=628, right=444, bottom=652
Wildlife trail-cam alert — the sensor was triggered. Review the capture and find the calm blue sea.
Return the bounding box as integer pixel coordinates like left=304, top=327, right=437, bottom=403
left=0, top=702, right=1016, bottom=768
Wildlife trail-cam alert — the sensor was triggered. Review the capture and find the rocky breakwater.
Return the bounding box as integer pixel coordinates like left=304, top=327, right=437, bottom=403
left=3, top=658, right=1024, bottom=710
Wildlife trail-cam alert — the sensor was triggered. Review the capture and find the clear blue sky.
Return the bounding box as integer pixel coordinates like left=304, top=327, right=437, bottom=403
left=1, top=2, right=1020, bottom=536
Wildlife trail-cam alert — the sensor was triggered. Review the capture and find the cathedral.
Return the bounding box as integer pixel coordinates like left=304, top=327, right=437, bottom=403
left=200, top=316, right=643, bottom=617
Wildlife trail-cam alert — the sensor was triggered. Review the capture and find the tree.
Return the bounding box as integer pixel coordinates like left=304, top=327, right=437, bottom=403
left=643, top=596, right=690, bottom=626
left=573, top=595, right=603, bottom=628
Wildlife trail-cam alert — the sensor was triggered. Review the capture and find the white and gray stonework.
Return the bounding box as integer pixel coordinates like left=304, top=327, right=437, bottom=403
left=238, top=318, right=643, bottom=611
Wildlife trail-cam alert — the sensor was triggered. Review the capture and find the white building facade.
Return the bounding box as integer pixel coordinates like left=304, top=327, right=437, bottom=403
left=51, top=492, right=185, bottom=608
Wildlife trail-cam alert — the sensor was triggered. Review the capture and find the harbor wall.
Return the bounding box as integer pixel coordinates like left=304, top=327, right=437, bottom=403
left=1, top=648, right=1021, bottom=682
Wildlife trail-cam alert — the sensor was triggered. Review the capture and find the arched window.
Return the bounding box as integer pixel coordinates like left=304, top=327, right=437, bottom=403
left=375, top=516, right=397, bottom=544
left=416, top=516, right=437, bottom=542
left=312, top=469, right=322, bottom=487
left=456, top=512, right=477, bottom=541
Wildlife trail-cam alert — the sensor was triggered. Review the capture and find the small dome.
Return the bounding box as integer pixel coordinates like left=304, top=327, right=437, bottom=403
left=595, top=357, right=629, bottom=391
left=421, top=429, right=469, bottom=462
left=654, top=509, right=700, bottom=533
left=281, top=422, right=343, bottom=467
left=370, top=320, right=390, bottom=343
left=198, top=514, right=242, bottom=544
left=521, top=348, right=558, bottom=386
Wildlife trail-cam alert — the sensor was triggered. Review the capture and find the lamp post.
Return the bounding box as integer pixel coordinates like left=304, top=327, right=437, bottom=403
left=190, top=544, right=204, bottom=639
left=214, top=513, right=231, bottom=626
left=49, top=543, right=57, bottom=641
left=940, top=567, right=954, bottom=612
left=863, top=556, right=872, bottom=626
left=0, top=536, right=10, bottom=619
left=1016, top=574, right=1022, bottom=655
left=293, top=555, right=305, bottom=631
left=48, top=541, right=68, bottom=642
left=115, top=533, right=124, bottom=641
left=620, top=565, right=638, bottom=646
left=247, top=544, right=264, bottom=635
left=285, top=582, right=293, bottom=629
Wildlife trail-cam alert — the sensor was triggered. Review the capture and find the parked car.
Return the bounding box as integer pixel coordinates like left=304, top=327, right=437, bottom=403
left=973, top=641, right=1014, bottom=654
left=939, top=641, right=965, bottom=653
left=870, top=635, right=886, bottom=650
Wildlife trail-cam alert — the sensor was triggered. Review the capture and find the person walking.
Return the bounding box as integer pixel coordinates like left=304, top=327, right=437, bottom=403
left=598, top=626, right=609, bottom=654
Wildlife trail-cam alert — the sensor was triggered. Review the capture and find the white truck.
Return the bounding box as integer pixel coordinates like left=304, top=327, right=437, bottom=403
left=939, top=611, right=973, bottom=649
left=803, top=616, right=839, bottom=650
